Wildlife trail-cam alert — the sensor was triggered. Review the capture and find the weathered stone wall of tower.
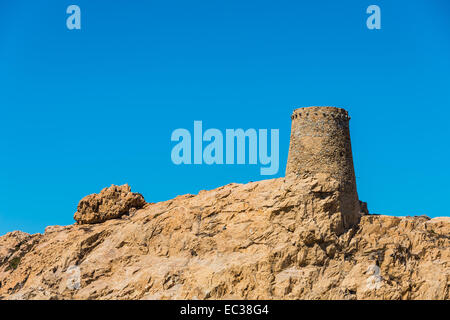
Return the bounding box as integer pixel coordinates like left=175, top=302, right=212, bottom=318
left=286, top=106, right=361, bottom=228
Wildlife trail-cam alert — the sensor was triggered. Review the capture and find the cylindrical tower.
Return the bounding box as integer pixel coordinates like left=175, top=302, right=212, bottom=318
left=286, top=106, right=361, bottom=227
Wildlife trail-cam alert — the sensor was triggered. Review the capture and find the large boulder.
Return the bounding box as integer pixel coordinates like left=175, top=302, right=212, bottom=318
left=73, top=184, right=146, bottom=224
left=0, top=177, right=448, bottom=299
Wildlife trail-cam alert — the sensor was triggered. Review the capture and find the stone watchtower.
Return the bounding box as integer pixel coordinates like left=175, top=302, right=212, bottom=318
left=286, top=106, right=361, bottom=228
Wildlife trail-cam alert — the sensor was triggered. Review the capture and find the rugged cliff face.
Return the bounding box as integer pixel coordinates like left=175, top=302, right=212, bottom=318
left=0, top=176, right=448, bottom=300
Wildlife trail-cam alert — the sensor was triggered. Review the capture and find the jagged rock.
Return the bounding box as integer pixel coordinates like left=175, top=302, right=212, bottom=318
left=73, top=184, right=146, bottom=224
left=0, top=176, right=448, bottom=300
left=0, top=231, right=33, bottom=267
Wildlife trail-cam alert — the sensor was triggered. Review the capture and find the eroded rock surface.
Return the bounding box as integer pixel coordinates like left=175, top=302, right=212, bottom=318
left=73, top=184, right=146, bottom=224
left=0, top=176, right=448, bottom=300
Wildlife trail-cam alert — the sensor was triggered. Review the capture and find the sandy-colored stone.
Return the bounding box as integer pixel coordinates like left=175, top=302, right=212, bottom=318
left=0, top=176, right=448, bottom=300
left=73, top=184, right=146, bottom=224
left=0, top=107, right=447, bottom=300
left=286, top=107, right=361, bottom=229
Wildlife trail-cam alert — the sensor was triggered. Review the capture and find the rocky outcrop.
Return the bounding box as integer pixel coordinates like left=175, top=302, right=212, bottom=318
left=73, top=184, right=146, bottom=224
left=0, top=176, right=448, bottom=300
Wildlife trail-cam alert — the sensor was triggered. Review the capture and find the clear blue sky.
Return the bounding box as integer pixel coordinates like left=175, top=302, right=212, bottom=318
left=1, top=0, right=449, bottom=235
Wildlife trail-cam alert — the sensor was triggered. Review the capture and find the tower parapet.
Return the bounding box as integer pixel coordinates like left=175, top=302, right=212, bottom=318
left=286, top=106, right=361, bottom=227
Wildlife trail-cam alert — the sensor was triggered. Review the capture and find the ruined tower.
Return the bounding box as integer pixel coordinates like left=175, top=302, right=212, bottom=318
left=286, top=106, right=361, bottom=227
